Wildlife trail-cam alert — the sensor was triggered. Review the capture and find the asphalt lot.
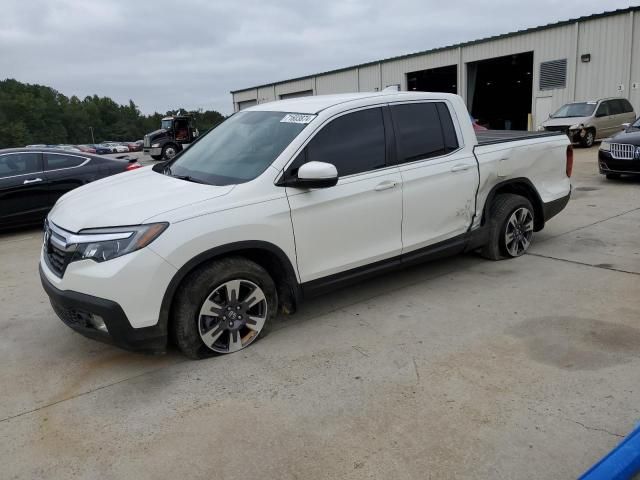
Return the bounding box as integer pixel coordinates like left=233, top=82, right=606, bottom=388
left=1, top=146, right=639, bottom=479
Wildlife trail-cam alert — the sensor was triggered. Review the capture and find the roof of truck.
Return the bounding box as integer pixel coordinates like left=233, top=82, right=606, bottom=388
left=245, top=91, right=458, bottom=114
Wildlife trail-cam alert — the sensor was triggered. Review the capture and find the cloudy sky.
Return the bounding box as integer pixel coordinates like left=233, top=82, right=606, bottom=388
left=1, top=0, right=638, bottom=115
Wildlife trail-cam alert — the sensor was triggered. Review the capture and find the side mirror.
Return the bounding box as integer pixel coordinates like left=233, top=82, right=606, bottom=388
left=293, top=161, right=338, bottom=189
left=621, top=123, right=631, bottom=130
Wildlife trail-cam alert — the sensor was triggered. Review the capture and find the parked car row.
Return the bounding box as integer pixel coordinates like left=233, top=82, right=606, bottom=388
left=25, top=140, right=143, bottom=155
left=0, top=147, right=142, bottom=229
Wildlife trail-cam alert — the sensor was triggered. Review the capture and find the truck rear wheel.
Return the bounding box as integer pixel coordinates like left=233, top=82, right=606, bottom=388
left=481, top=194, right=535, bottom=260
left=172, top=257, right=278, bottom=359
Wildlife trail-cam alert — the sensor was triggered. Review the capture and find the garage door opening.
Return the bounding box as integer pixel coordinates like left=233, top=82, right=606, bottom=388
left=467, top=52, right=533, bottom=130
left=407, top=65, right=457, bottom=94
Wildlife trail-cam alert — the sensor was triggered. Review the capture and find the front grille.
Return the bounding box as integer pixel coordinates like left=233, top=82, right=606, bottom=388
left=143, top=135, right=150, bottom=148
left=610, top=143, right=635, bottom=160
left=43, top=221, right=76, bottom=278
left=544, top=126, right=569, bottom=134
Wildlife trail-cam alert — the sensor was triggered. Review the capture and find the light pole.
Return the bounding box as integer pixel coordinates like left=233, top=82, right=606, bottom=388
left=89, top=126, right=95, bottom=144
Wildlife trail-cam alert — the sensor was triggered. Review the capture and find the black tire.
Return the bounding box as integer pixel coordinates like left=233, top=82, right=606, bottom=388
left=580, top=129, right=595, bottom=148
left=605, top=173, right=621, bottom=180
left=481, top=194, right=535, bottom=261
left=150, top=154, right=163, bottom=161
left=172, top=257, right=278, bottom=359
left=161, top=143, right=179, bottom=160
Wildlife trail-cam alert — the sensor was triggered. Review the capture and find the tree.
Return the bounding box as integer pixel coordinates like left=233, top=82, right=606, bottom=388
left=0, top=79, right=228, bottom=148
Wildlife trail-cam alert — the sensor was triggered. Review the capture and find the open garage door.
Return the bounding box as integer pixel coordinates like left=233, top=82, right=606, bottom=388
left=467, top=52, right=533, bottom=130
left=407, top=65, right=457, bottom=94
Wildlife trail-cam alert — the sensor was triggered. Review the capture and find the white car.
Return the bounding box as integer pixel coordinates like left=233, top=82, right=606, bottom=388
left=101, top=142, right=129, bottom=153
left=40, top=91, right=572, bottom=358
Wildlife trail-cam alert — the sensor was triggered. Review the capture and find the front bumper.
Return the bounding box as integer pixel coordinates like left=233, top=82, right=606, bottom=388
left=598, top=150, right=640, bottom=175
left=147, top=147, right=162, bottom=156
left=40, top=265, right=167, bottom=354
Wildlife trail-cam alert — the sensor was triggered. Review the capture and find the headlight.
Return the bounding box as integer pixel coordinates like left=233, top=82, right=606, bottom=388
left=536, top=125, right=545, bottom=132
left=600, top=141, right=611, bottom=152
left=151, top=143, right=160, bottom=148
left=73, top=223, right=168, bottom=263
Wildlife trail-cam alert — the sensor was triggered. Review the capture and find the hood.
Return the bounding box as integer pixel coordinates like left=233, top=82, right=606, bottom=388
left=146, top=128, right=169, bottom=140
left=609, top=127, right=640, bottom=145
left=48, top=166, right=234, bottom=232
left=541, top=116, right=591, bottom=128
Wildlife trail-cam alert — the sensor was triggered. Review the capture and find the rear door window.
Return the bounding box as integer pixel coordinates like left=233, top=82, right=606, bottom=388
left=609, top=100, right=624, bottom=116
left=305, top=107, right=386, bottom=177
left=0, top=152, right=43, bottom=178
left=390, top=102, right=457, bottom=164
left=45, top=153, right=87, bottom=170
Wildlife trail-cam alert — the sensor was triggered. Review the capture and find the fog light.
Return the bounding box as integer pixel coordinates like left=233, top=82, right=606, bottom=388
left=89, top=314, right=108, bottom=333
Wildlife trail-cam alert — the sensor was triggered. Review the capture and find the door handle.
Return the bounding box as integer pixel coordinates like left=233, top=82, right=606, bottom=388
left=23, top=178, right=43, bottom=185
left=374, top=180, right=398, bottom=191
left=450, top=164, right=472, bottom=172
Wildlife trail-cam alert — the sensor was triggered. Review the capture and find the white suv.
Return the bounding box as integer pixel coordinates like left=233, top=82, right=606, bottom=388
left=40, top=92, right=572, bottom=358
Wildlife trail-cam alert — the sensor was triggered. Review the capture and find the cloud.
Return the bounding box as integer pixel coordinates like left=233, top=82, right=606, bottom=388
left=1, top=0, right=637, bottom=114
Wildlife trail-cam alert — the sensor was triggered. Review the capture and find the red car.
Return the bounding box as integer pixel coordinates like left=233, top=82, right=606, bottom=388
left=75, top=144, right=97, bottom=154
left=126, top=141, right=143, bottom=152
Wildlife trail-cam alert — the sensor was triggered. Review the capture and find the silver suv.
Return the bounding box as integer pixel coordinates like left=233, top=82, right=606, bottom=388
left=540, top=98, right=636, bottom=147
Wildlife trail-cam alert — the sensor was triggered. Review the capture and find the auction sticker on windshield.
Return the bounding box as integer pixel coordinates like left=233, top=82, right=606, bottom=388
left=280, top=113, right=315, bottom=124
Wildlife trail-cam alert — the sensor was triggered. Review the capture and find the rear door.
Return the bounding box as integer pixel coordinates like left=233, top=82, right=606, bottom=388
left=389, top=101, right=479, bottom=253
left=44, top=152, right=93, bottom=205
left=0, top=151, right=47, bottom=227
left=284, top=106, right=403, bottom=283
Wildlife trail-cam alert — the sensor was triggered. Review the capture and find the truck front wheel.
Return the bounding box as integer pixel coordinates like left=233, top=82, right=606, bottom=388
left=481, top=194, right=535, bottom=260
left=162, top=144, right=179, bottom=160
left=580, top=129, right=595, bottom=148
left=172, top=257, right=278, bottom=359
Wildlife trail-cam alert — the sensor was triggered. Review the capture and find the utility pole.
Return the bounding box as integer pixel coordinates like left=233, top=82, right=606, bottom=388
left=89, top=126, right=95, bottom=144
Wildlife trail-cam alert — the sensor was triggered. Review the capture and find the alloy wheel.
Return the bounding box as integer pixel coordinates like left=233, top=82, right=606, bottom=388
left=198, top=279, right=268, bottom=353
left=504, top=207, right=534, bottom=256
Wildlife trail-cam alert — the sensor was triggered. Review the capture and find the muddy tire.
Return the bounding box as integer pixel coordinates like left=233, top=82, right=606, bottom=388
left=172, top=257, right=277, bottom=359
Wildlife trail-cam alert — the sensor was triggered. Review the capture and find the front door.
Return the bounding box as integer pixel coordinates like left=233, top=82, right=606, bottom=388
left=0, top=151, right=48, bottom=227
left=284, top=107, right=403, bottom=283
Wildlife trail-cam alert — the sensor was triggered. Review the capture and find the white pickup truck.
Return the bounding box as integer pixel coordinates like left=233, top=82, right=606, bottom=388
left=40, top=91, right=572, bottom=358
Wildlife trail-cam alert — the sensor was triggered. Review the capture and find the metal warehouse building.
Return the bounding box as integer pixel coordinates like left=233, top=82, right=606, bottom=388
left=231, top=7, right=640, bottom=131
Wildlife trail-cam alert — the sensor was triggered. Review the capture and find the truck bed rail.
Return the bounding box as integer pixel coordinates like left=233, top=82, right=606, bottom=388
left=476, top=130, right=563, bottom=146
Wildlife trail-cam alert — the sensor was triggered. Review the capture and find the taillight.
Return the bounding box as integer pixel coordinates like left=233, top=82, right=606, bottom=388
left=126, top=163, right=142, bottom=171
left=566, top=145, right=573, bottom=177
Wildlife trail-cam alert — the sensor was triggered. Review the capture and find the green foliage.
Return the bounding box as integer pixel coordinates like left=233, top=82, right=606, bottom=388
left=0, top=79, right=226, bottom=148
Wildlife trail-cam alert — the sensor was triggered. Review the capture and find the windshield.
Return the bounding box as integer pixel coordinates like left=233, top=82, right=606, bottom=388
left=164, top=111, right=312, bottom=185
left=551, top=102, right=596, bottom=118
left=161, top=119, right=173, bottom=130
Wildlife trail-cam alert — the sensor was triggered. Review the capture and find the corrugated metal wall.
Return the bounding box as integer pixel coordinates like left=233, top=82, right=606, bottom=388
left=231, top=10, right=639, bottom=127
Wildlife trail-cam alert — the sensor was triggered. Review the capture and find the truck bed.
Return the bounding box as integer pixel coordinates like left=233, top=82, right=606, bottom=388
left=476, top=130, right=563, bottom=146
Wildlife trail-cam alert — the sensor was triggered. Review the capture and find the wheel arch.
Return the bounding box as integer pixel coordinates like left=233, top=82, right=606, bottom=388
left=158, top=241, right=301, bottom=334
left=481, top=178, right=545, bottom=231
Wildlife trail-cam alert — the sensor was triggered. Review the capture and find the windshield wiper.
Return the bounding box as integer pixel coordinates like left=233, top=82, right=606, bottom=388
left=163, top=167, right=209, bottom=184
